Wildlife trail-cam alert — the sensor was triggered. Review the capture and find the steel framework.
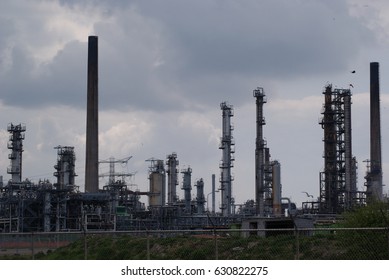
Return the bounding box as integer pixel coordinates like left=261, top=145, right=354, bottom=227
left=319, top=85, right=359, bottom=213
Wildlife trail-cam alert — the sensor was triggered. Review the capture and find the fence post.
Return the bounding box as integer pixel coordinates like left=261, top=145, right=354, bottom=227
left=84, top=231, right=87, bottom=260
left=295, top=228, right=300, bottom=260
left=16, top=233, right=19, bottom=255
left=31, top=232, right=35, bottom=260
left=214, top=229, right=218, bottom=260
left=387, top=227, right=389, bottom=259
left=146, top=231, right=150, bottom=260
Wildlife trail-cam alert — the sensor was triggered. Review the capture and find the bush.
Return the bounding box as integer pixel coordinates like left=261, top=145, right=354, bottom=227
left=341, top=202, right=389, bottom=228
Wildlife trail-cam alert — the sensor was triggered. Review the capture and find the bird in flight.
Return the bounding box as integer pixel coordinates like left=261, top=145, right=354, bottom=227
left=302, top=191, right=314, bottom=198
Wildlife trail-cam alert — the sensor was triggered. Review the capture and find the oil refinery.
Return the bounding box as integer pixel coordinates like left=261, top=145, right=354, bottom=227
left=0, top=36, right=385, bottom=233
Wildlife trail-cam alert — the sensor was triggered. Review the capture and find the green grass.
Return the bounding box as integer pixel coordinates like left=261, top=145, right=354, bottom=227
left=1, top=230, right=388, bottom=260
left=10, top=231, right=385, bottom=260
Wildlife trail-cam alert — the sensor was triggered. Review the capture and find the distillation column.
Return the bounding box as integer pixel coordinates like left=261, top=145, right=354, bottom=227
left=366, top=62, right=383, bottom=201
left=53, top=146, right=76, bottom=231
left=272, top=161, right=282, bottom=216
left=219, top=102, right=235, bottom=216
left=211, top=174, right=216, bottom=214
left=253, top=87, right=266, bottom=216
left=196, top=178, right=205, bottom=214
left=7, top=123, right=26, bottom=183
left=85, top=35, right=99, bottom=193
left=54, top=146, right=76, bottom=190
left=166, top=153, right=179, bottom=205
left=147, top=159, right=166, bottom=208
left=319, top=85, right=356, bottom=213
left=320, top=85, right=337, bottom=213
left=181, top=167, right=192, bottom=214
left=263, top=147, right=272, bottom=214
left=343, top=90, right=354, bottom=207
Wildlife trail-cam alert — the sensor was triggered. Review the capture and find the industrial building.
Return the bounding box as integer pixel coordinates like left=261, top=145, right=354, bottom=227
left=0, top=36, right=385, bottom=233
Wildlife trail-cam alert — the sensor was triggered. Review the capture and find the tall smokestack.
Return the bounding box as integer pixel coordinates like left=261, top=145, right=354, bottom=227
left=85, top=35, right=99, bottom=193
left=368, top=62, right=383, bottom=201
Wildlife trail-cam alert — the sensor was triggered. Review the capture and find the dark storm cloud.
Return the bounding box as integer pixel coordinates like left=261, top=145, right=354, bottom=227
left=0, top=0, right=376, bottom=111
left=131, top=0, right=373, bottom=77
left=97, top=0, right=375, bottom=109
left=0, top=40, right=86, bottom=108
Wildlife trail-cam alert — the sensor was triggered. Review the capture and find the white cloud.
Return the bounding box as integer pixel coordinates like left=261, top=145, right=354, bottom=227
left=347, top=0, right=389, bottom=44
left=0, top=0, right=102, bottom=64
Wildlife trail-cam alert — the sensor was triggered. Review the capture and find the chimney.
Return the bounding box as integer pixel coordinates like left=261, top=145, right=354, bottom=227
left=368, top=62, right=383, bottom=201
left=85, top=36, right=99, bottom=193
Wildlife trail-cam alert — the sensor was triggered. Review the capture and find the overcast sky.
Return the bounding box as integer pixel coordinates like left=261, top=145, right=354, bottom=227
left=1, top=0, right=389, bottom=209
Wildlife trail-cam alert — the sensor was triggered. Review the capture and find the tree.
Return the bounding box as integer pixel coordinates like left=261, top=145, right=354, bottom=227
left=341, top=202, right=389, bottom=228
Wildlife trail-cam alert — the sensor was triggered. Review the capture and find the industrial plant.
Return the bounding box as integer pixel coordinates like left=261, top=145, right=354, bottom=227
left=0, top=36, right=386, bottom=233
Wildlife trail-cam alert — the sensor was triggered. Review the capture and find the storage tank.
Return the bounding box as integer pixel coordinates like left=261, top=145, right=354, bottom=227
left=148, top=159, right=166, bottom=207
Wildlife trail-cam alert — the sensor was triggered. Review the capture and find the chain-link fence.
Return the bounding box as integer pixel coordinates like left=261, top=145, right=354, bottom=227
left=1, top=228, right=388, bottom=260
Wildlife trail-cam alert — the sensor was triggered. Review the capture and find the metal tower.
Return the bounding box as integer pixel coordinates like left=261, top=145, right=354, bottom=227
left=253, top=87, right=266, bottom=216
left=7, top=123, right=26, bottom=183
left=181, top=167, right=192, bottom=214
left=263, top=147, right=273, bottom=214
left=54, top=146, right=77, bottom=190
left=99, top=156, right=133, bottom=184
left=319, top=85, right=357, bottom=213
left=195, top=178, right=205, bottom=214
left=219, top=102, right=235, bottom=216
left=211, top=174, right=216, bottom=214
left=166, top=153, right=179, bottom=205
